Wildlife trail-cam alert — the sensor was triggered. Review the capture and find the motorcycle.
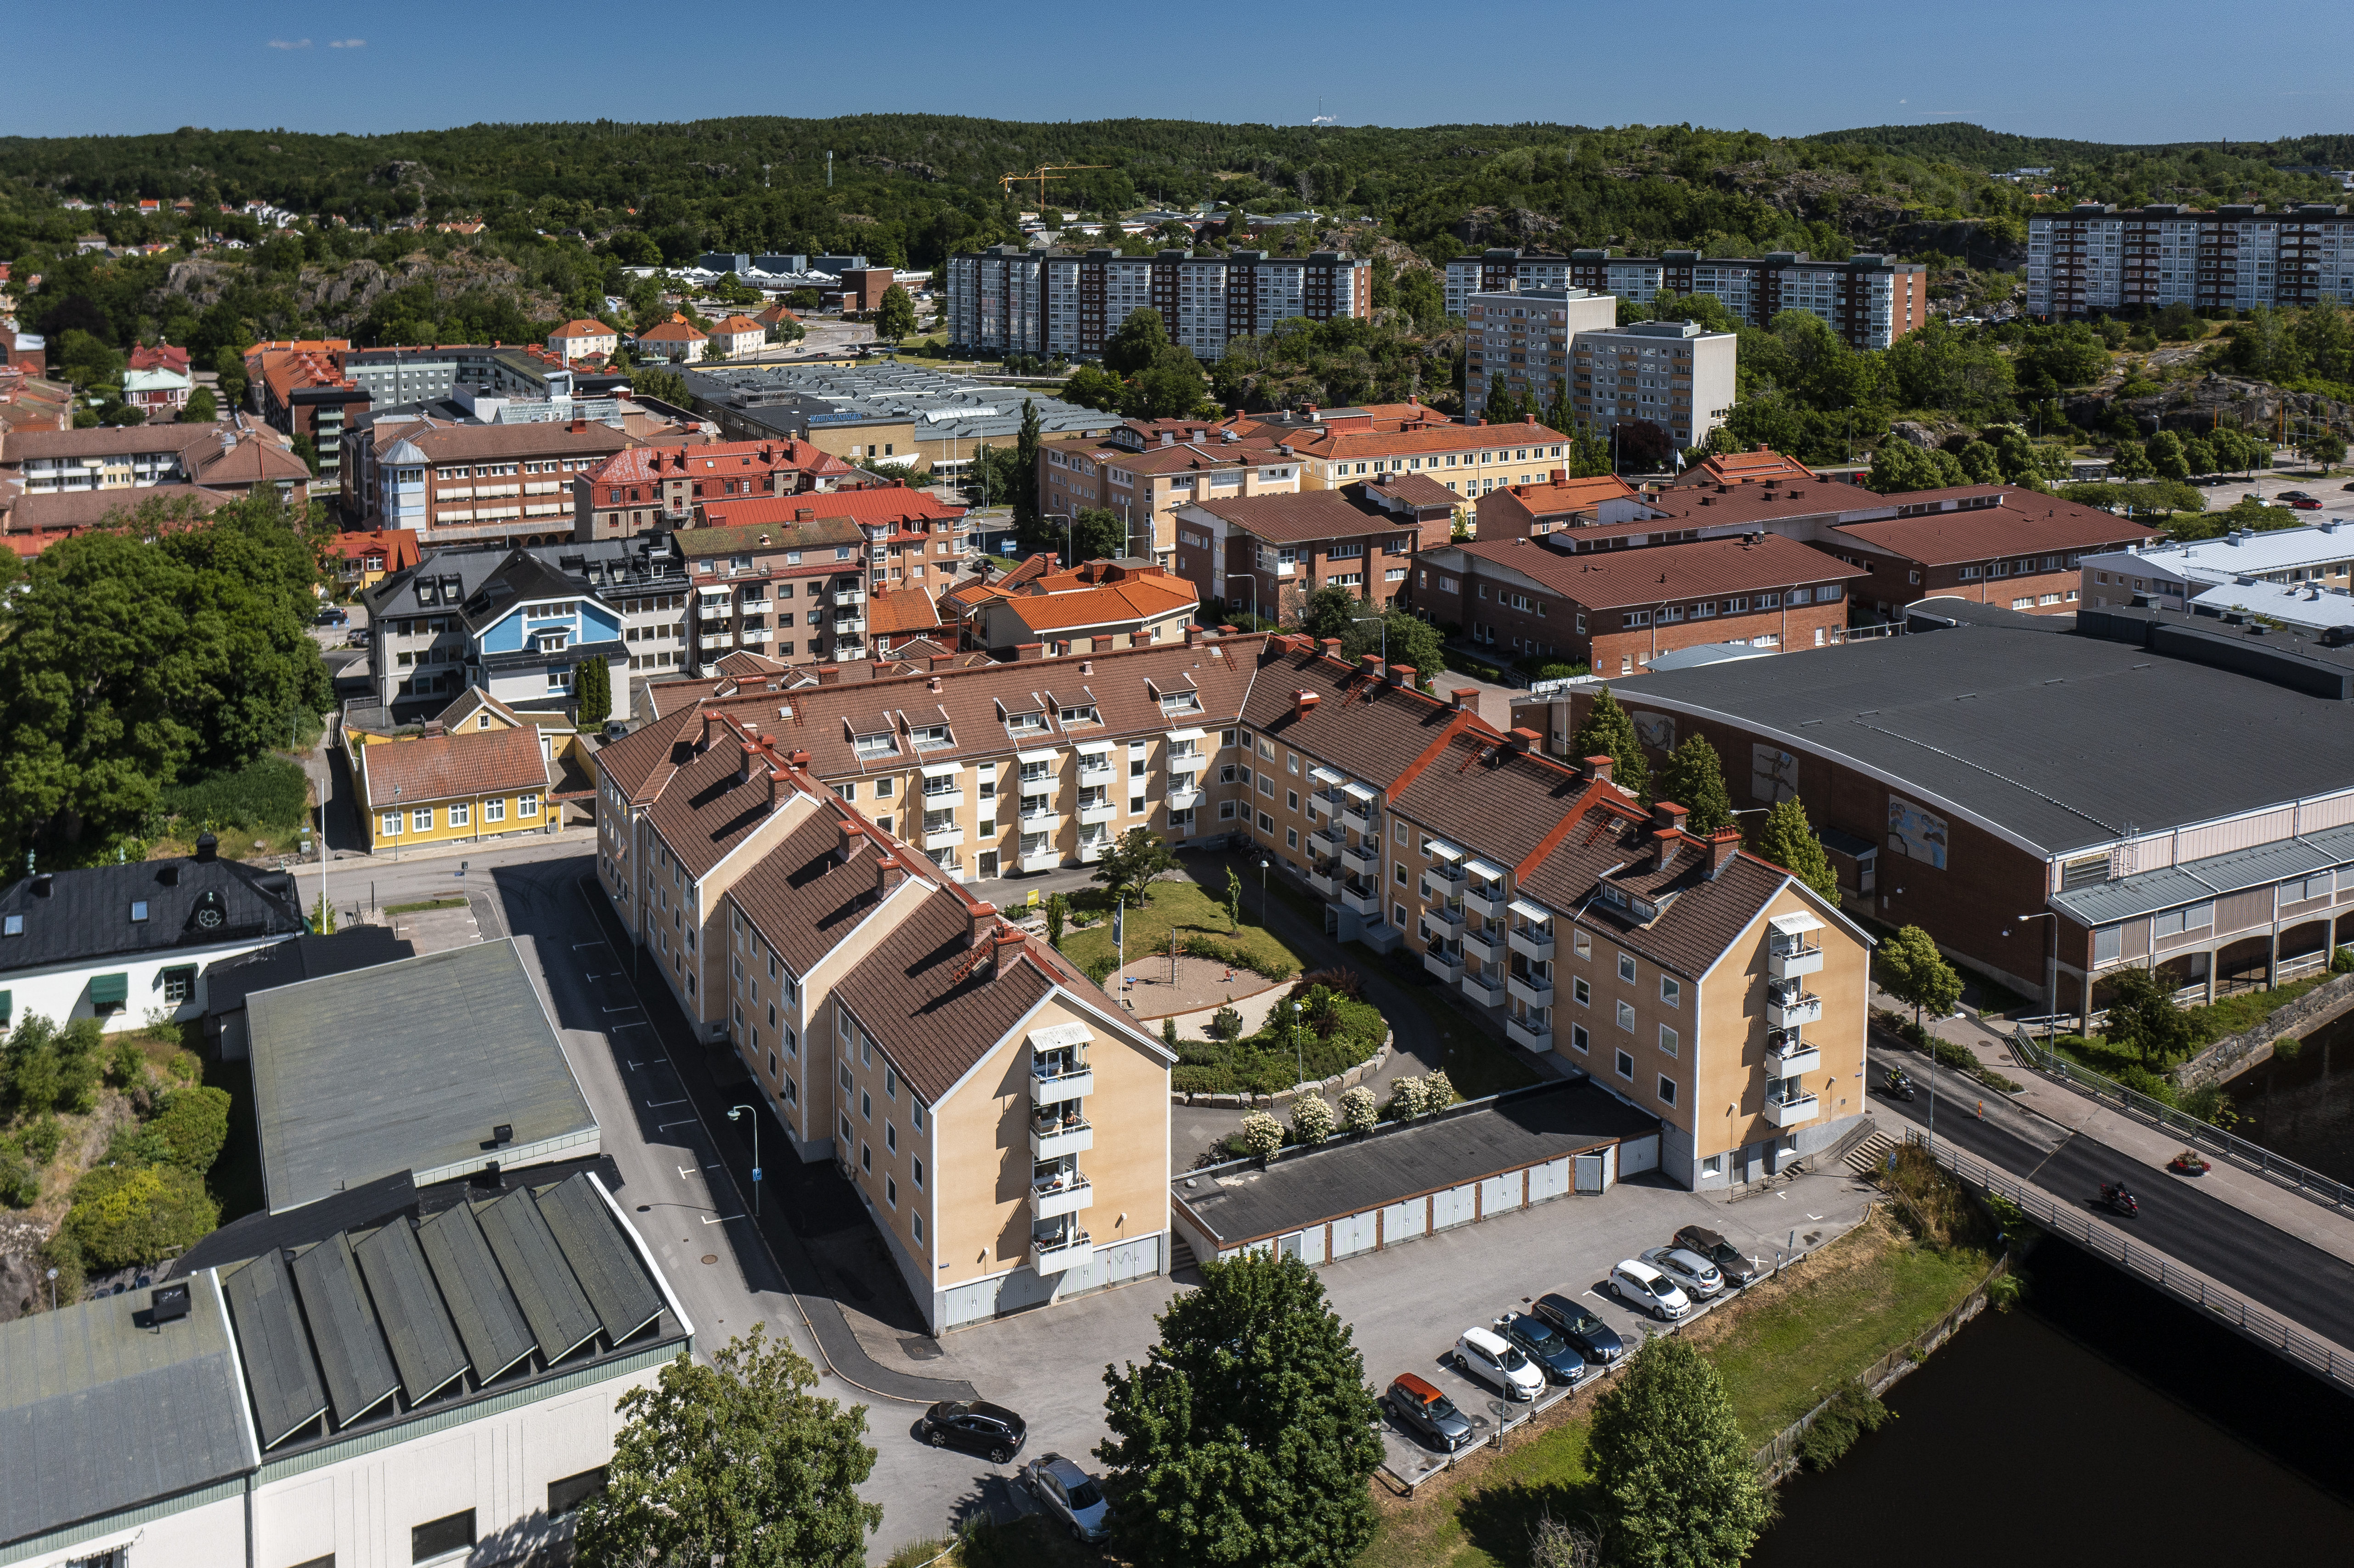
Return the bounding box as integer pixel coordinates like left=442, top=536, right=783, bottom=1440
left=1881, top=1070, right=1918, bottom=1102
left=2099, top=1182, right=2140, bottom=1218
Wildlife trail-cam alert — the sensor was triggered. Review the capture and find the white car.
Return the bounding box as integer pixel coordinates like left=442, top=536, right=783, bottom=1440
left=1642, top=1245, right=1727, bottom=1299
left=1609, top=1258, right=1692, bottom=1321
left=1453, top=1326, right=1546, bottom=1401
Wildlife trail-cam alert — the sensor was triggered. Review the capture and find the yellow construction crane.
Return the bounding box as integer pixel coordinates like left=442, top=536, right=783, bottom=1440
left=998, top=164, right=1109, bottom=209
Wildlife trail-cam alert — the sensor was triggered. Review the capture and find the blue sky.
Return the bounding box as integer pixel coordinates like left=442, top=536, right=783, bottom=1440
left=9, top=0, right=2351, bottom=145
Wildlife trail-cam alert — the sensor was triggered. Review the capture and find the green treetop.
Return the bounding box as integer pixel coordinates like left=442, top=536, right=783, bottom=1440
left=1751, top=794, right=1840, bottom=905
left=1571, top=686, right=1652, bottom=805
left=1655, top=732, right=1734, bottom=834
left=1587, top=1334, right=1772, bottom=1568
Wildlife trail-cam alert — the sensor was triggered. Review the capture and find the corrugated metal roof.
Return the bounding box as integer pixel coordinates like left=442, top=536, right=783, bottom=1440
left=222, top=1250, right=330, bottom=1449
left=353, top=1219, right=471, bottom=1403
left=2053, top=822, right=2354, bottom=925
left=0, top=1280, right=254, bottom=1546
left=289, top=1233, right=401, bottom=1427
left=474, top=1187, right=601, bottom=1364
left=535, top=1174, right=665, bottom=1345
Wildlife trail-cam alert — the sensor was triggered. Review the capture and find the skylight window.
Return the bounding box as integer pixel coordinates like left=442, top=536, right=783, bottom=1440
left=1006, top=710, right=1049, bottom=736
left=1058, top=704, right=1099, bottom=727
left=130, top=901, right=149, bottom=922
left=911, top=724, right=954, bottom=751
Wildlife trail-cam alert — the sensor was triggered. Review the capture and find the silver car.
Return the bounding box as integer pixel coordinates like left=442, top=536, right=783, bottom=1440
left=1642, top=1245, right=1727, bottom=1299
left=1020, top=1451, right=1112, bottom=1543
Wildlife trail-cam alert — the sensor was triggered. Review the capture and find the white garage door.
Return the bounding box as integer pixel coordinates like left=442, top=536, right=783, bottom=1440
left=1528, top=1157, right=1571, bottom=1203
left=1618, top=1135, right=1659, bottom=1177
left=1330, top=1210, right=1379, bottom=1259
left=1481, top=1170, right=1524, bottom=1217
left=1382, top=1197, right=1426, bottom=1247
left=1431, top=1182, right=1478, bottom=1231
left=1100, top=1235, right=1162, bottom=1284
left=940, top=1275, right=1002, bottom=1330
left=1279, top=1227, right=1326, bottom=1266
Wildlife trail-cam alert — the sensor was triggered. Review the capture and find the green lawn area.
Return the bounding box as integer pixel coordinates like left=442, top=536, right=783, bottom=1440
left=1354, top=1213, right=1991, bottom=1568
left=383, top=896, right=467, bottom=916
left=2052, top=965, right=2344, bottom=1077
left=1058, top=875, right=1302, bottom=980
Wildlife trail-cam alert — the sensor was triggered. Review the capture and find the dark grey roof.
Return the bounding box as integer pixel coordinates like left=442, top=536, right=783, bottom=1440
left=1613, top=619, right=2354, bottom=857
left=222, top=1250, right=331, bottom=1449
left=0, top=853, right=304, bottom=974
left=0, top=1279, right=255, bottom=1546
left=248, top=939, right=597, bottom=1213
left=290, top=1233, right=402, bottom=1427
left=475, top=1185, right=602, bottom=1363
left=202, top=927, right=416, bottom=1018
left=536, top=1174, right=665, bottom=1345
left=353, top=1219, right=471, bottom=1404
left=416, top=1202, right=537, bottom=1383
left=2053, top=821, right=2354, bottom=925
left=1173, top=1079, right=1657, bottom=1248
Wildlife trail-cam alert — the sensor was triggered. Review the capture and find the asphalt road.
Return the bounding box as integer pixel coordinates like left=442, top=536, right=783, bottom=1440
left=1873, top=1060, right=2354, bottom=1351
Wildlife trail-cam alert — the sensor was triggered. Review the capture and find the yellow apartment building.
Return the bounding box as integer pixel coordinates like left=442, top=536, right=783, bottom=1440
left=349, top=717, right=558, bottom=853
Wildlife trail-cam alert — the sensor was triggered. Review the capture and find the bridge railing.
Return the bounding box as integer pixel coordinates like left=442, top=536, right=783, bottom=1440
left=1904, top=1129, right=2354, bottom=1392
left=2006, top=1028, right=2354, bottom=1215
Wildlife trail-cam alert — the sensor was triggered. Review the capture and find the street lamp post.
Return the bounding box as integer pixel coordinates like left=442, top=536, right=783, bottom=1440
left=1288, top=1000, right=1304, bottom=1090
left=1258, top=855, right=1271, bottom=925
left=2011, top=910, right=2061, bottom=1040
left=728, top=1105, right=761, bottom=1215
left=391, top=786, right=402, bottom=863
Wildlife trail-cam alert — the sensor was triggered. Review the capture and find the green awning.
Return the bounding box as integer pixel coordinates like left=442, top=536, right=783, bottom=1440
left=0, top=989, right=11, bottom=1023
left=90, top=972, right=130, bottom=1006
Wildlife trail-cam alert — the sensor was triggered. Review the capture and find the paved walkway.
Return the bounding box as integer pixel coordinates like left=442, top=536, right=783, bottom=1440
left=1111, top=952, right=1285, bottom=1023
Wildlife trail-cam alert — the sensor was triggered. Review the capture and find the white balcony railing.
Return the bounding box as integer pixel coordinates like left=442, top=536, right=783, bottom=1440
left=1764, top=1090, right=1819, bottom=1128
left=923, top=825, right=965, bottom=850
left=1508, top=924, right=1556, bottom=962
left=1031, top=1064, right=1093, bottom=1104
left=1768, top=991, right=1824, bottom=1029
left=1019, top=848, right=1061, bottom=874
left=1423, top=947, right=1465, bottom=984
left=1506, top=971, right=1554, bottom=1009
left=1768, top=942, right=1824, bottom=981
left=1031, top=1116, right=1093, bottom=1160
left=1463, top=927, right=1506, bottom=963
left=1031, top=1228, right=1093, bottom=1274
left=1337, top=883, right=1380, bottom=917
left=1030, top=1175, right=1094, bottom=1220
left=1767, top=1043, right=1822, bottom=1077
left=1461, top=970, right=1506, bottom=1007
left=1506, top=1014, right=1554, bottom=1051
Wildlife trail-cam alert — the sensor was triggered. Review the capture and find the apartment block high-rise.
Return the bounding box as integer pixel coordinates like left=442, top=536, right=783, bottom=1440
left=1447, top=248, right=1926, bottom=351
left=948, top=246, right=1369, bottom=360
left=2025, top=202, right=2354, bottom=319
left=1463, top=290, right=1736, bottom=449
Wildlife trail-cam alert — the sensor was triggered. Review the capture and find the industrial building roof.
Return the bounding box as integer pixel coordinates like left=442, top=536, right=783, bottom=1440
left=248, top=939, right=597, bottom=1213
left=1613, top=616, right=2354, bottom=856
left=686, top=362, right=1119, bottom=445
left=2085, top=521, right=2354, bottom=584
left=1172, top=1079, right=1656, bottom=1247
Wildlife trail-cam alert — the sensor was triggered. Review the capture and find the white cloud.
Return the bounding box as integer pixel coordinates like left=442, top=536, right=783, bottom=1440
left=328, top=38, right=365, bottom=48
left=268, top=38, right=312, bottom=49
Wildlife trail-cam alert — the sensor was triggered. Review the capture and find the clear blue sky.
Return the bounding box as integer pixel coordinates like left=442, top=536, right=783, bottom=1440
left=9, top=0, right=2350, bottom=146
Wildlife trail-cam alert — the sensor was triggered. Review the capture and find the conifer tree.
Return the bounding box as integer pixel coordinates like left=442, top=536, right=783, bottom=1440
left=1571, top=686, right=1652, bottom=806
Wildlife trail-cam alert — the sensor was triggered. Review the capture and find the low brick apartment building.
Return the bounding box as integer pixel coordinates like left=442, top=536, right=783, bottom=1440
left=968, top=560, right=1200, bottom=657
left=1268, top=407, right=1572, bottom=502
left=700, top=482, right=974, bottom=591
left=1474, top=472, right=1648, bottom=541
left=1820, top=489, right=2161, bottom=620
left=1039, top=426, right=1302, bottom=567
left=1173, top=488, right=1430, bottom=625
left=1415, top=533, right=1866, bottom=674
left=573, top=438, right=855, bottom=540
left=345, top=416, right=645, bottom=545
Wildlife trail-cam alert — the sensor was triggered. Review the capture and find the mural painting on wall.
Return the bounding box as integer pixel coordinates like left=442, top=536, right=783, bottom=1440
left=1887, top=793, right=1950, bottom=869
left=1633, top=712, right=1676, bottom=753
left=1750, top=743, right=1799, bottom=804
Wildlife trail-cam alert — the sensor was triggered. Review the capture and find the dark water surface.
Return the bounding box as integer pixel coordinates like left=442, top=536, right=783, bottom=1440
left=2229, top=1006, right=2354, bottom=1185
left=1749, top=1240, right=2354, bottom=1565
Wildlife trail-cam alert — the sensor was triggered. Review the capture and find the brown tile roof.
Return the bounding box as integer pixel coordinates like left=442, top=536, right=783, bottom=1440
left=190, top=433, right=311, bottom=488
left=2, top=484, right=230, bottom=532
left=1188, top=489, right=1390, bottom=545
left=551, top=320, right=616, bottom=340
left=1279, top=419, right=1567, bottom=462
left=998, top=574, right=1197, bottom=635
left=726, top=804, right=899, bottom=980
left=589, top=438, right=848, bottom=484
left=383, top=422, right=638, bottom=462
left=641, top=719, right=798, bottom=879
left=1515, top=798, right=1797, bottom=979
left=1238, top=639, right=1498, bottom=797
left=1826, top=492, right=2161, bottom=567
left=710, top=649, right=792, bottom=679
left=636, top=322, right=705, bottom=343
left=868, top=585, right=943, bottom=637
left=700, top=486, right=966, bottom=533
left=673, top=516, right=865, bottom=557
left=325, top=528, right=421, bottom=570
left=1480, top=474, right=1640, bottom=522
left=710, top=314, right=765, bottom=336
left=1391, top=736, right=1593, bottom=874
left=1450, top=533, right=1867, bottom=611
left=689, top=633, right=1269, bottom=779
left=1, top=423, right=220, bottom=461
left=1364, top=472, right=1462, bottom=509
left=357, top=725, right=551, bottom=807
left=1101, top=441, right=1278, bottom=476
left=1633, top=478, right=1884, bottom=531
left=945, top=553, right=1051, bottom=610
left=1669, top=447, right=1816, bottom=488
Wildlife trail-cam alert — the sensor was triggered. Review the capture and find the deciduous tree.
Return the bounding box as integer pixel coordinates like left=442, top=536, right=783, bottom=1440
left=1587, top=1335, right=1772, bottom=1568
left=1090, top=827, right=1180, bottom=910
left=180, top=386, right=218, bottom=423
left=576, top=1324, right=880, bottom=1568
left=2101, top=965, right=2203, bottom=1065
left=873, top=282, right=917, bottom=349
left=1098, top=1251, right=1382, bottom=1568
left=1878, top=923, right=1963, bottom=1031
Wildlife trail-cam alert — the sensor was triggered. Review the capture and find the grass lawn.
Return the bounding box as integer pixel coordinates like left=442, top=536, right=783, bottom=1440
left=383, top=896, right=468, bottom=916
left=2050, top=966, right=2345, bottom=1077
left=1058, top=875, right=1302, bottom=980
left=1353, top=1212, right=1991, bottom=1568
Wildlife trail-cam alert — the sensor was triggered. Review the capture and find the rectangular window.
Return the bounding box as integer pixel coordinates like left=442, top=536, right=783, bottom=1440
left=518, top=793, right=540, bottom=817
left=548, top=1467, right=608, bottom=1517
left=1657, top=1073, right=1678, bottom=1107
left=1615, top=1049, right=1634, bottom=1081
left=411, top=1510, right=475, bottom=1564
left=485, top=798, right=505, bottom=823
left=861, top=1141, right=872, bottom=1173
left=380, top=811, right=401, bottom=837
left=1658, top=1023, right=1678, bottom=1057
left=1616, top=1000, right=1636, bottom=1032
left=411, top=807, right=434, bottom=832
left=1659, top=977, right=1680, bottom=1008
left=448, top=801, right=470, bottom=827
left=1573, top=977, right=1591, bottom=1006
left=861, top=1090, right=872, bottom=1120
left=1617, top=952, right=1637, bottom=984
left=1570, top=1023, right=1589, bottom=1053
left=886, top=1122, right=897, bottom=1152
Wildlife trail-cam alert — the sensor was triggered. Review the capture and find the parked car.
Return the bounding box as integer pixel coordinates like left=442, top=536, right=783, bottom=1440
left=1609, top=1258, right=1691, bottom=1321
left=2277, top=490, right=2316, bottom=502
left=602, top=719, right=632, bottom=741
left=1453, top=1326, right=1546, bottom=1401
left=1642, top=1245, right=1727, bottom=1300
left=313, top=606, right=349, bottom=626
left=2287, top=496, right=2323, bottom=509
left=918, top=1399, right=1027, bottom=1462
left=1531, top=1292, right=1628, bottom=1364
left=1386, top=1373, right=1476, bottom=1451
left=1673, top=1225, right=1761, bottom=1288
left=1494, top=1312, right=1589, bottom=1385
left=1019, top=1452, right=1111, bottom=1542
left=345, top=628, right=370, bottom=648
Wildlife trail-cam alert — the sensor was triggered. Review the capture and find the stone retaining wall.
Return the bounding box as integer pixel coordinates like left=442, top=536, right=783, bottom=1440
left=2179, top=970, right=2354, bottom=1090
left=1170, top=1032, right=1394, bottom=1107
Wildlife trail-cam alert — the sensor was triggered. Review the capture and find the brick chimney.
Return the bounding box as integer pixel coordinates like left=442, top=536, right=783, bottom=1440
left=816, top=664, right=841, bottom=685
left=838, top=819, right=865, bottom=863
left=1015, top=642, right=1044, bottom=662
left=788, top=748, right=811, bottom=769
left=1650, top=802, right=1689, bottom=872
left=1452, top=687, right=1480, bottom=711
left=875, top=853, right=905, bottom=899
left=1183, top=623, right=1203, bottom=647
left=1386, top=662, right=1415, bottom=687
left=1705, top=826, right=1741, bottom=880
left=1584, top=754, right=1614, bottom=784
left=1508, top=727, right=1538, bottom=752
left=1217, top=624, right=1239, bottom=636
left=966, top=900, right=999, bottom=949
left=1294, top=689, right=1321, bottom=719
left=987, top=926, right=1027, bottom=976
left=1357, top=653, right=1382, bottom=680
left=1550, top=468, right=1566, bottom=485
left=422, top=719, right=445, bottom=738
left=698, top=712, right=721, bottom=753
left=1319, top=637, right=1344, bottom=660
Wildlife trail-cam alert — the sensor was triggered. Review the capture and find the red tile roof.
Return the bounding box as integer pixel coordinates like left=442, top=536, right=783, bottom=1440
left=357, top=725, right=552, bottom=807
left=1278, top=418, right=1567, bottom=462
left=327, top=529, right=421, bottom=571
left=1188, top=489, right=1392, bottom=545
left=1363, top=472, right=1463, bottom=510
left=700, top=485, right=965, bottom=533
left=997, top=573, right=1197, bottom=635
left=1669, top=446, right=1816, bottom=488
left=551, top=320, right=616, bottom=341
left=710, top=314, right=765, bottom=336
left=127, top=343, right=191, bottom=375
left=1481, top=474, right=1641, bottom=522
left=867, top=585, right=944, bottom=637
left=1452, top=533, right=1867, bottom=611
left=589, top=439, right=850, bottom=484
left=1827, top=493, right=2161, bottom=567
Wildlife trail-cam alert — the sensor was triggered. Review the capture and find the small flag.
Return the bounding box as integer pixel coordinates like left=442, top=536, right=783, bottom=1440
left=1113, top=906, right=1124, bottom=945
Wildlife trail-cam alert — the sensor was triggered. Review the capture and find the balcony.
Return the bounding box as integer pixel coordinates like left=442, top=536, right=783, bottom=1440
left=1763, top=1090, right=1819, bottom=1128
left=1461, top=970, right=1506, bottom=1007
left=1030, top=1114, right=1093, bottom=1160
left=832, top=616, right=867, bottom=635
left=833, top=586, right=868, bottom=606
left=1166, top=785, right=1202, bottom=812
left=1423, top=946, right=1465, bottom=984
left=1308, top=826, right=1344, bottom=859
left=1019, top=848, right=1061, bottom=874
left=1508, top=924, right=1556, bottom=963
left=1423, top=900, right=1465, bottom=931
left=1338, top=796, right=1377, bottom=835
left=923, top=824, right=965, bottom=851
left=1030, top=1174, right=1094, bottom=1220
left=1077, top=760, right=1114, bottom=782
left=1506, top=1014, right=1554, bottom=1051
left=1077, top=798, right=1119, bottom=826
left=1337, top=882, right=1381, bottom=917
left=1506, top=970, right=1554, bottom=1009
left=1768, top=942, right=1824, bottom=981
left=1340, top=842, right=1379, bottom=877
left=1307, top=788, right=1344, bottom=821
left=1768, top=990, right=1823, bottom=1029
left=1463, top=927, right=1506, bottom=962
left=1464, top=882, right=1507, bottom=918
left=1767, top=1040, right=1822, bottom=1077
left=1424, top=860, right=1466, bottom=888
left=1020, top=805, right=1061, bottom=829
left=1031, top=1062, right=1093, bottom=1104
left=1031, top=1227, right=1094, bottom=1275
left=1306, top=865, right=1339, bottom=897
left=1077, top=834, right=1109, bottom=865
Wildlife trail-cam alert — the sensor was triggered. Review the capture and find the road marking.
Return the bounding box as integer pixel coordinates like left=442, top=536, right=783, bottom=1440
left=648, top=1097, right=687, bottom=1107
left=1808, top=1213, right=1823, bottom=1221
left=573, top=941, right=608, bottom=950
left=603, top=1006, right=642, bottom=1014
left=610, top=1021, right=648, bottom=1029
left=677, top=1166, right=697, bottom=1180
left=701, top=1214, right=747, bottom=1225
left=658, top=1119, right=699, bottom=1131
left=626, top=1061, right=644, bottom=1071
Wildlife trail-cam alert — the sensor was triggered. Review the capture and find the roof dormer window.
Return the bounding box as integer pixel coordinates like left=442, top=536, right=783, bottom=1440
left=130, top=901, right=149, bottom=922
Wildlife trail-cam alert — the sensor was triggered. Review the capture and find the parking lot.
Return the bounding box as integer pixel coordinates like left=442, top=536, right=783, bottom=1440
left=850, top=1158, right=1879, bottom=1554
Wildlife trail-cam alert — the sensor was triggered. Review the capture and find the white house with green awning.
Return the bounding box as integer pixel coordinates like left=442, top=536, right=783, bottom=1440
left=0, top=832, right=308, bottom=1038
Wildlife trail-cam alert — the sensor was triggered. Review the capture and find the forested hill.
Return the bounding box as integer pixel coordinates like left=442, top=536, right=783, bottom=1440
left=1808, top=123, right=2354, bottom=206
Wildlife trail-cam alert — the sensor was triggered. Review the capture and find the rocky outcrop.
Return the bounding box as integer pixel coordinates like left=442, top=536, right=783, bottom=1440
left=2063, top=373, right=2354, bottom=439
left=1453, top=206, right=1564, bottom=248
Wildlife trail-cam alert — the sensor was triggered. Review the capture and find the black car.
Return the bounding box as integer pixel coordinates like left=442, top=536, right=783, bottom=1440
left=919, top=1399, right=1027, bottom=1462
left=314, top=606, right=349, bottom=626
left=1532, top=1291, right=1627, bottom=1365
left=1495, top=1312, right=1589, bottom=1385
left=1385, top=1373, right=1476, bottom=1452
left=1674, top=1225, right=1762, bottom=1289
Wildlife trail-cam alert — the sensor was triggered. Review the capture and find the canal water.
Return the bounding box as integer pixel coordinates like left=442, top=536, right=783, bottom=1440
left=1750, top=1239, right=2354, bottom=1564
left=2225, top=1005, right=2354, bottom=1185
